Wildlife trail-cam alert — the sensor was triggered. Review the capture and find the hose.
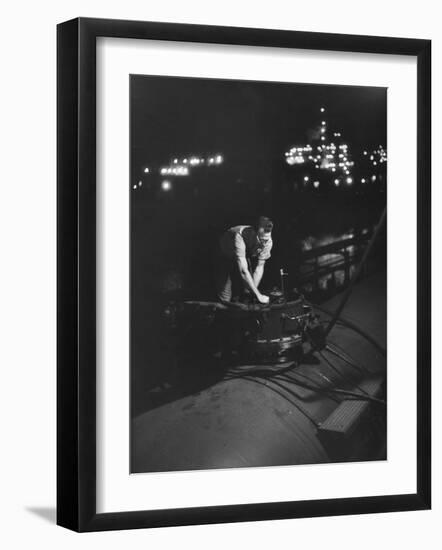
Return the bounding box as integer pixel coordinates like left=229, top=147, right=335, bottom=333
left=318, top=350, right=370, bottom=396
left=323, top=207, right=387, bottom=338
left=324, top=344, right=368, bottom=375
left=228, top=365, right=385, bottom=406
left=309, top=302, right=386, bottom=357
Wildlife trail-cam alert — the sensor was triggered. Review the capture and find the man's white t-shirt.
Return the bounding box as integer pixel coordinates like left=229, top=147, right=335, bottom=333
left=219, top=225, right=272, bottom=262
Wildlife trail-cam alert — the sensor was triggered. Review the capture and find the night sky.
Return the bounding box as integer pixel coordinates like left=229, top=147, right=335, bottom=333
left=130, top=75, right=386, bottom=173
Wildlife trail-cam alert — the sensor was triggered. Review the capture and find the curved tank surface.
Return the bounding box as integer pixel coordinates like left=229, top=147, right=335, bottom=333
left=131, top=272, right=386, bottom=473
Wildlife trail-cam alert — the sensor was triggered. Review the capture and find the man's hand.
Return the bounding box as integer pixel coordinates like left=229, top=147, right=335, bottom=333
left=257, top=293, right=269, bottom=304
left=236, top=257, right=269, bottom=304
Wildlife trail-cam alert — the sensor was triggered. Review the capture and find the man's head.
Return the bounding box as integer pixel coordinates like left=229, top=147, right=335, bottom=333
left=256, top=216, right=273, bottom=245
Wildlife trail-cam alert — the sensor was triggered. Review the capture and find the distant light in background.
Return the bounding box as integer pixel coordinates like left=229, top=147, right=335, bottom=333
left=132, top=184, right=137, bottom=190
left=282, top=113, right=386, bottom=188
left=161, top=180, right=172, bottom=191
left=138, top=180, right=143, bottom=186
left=156, top=152, right=223, bottom=178
left=144, top=167, right=150, bottom=173
left=371, top=175, right=377, bottom=182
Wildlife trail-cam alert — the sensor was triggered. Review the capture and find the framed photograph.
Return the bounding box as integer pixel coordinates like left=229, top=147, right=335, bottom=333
left=57, top=17, right=431, bottom=532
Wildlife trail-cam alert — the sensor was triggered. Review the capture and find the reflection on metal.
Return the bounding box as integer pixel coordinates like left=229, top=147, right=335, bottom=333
left=167, top=290, right=319, bottom=364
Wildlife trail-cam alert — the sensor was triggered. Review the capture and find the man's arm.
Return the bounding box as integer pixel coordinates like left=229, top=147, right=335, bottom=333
left=252, top=258, right=266, bottom=288
left=236, top=257, right=269, bottom=304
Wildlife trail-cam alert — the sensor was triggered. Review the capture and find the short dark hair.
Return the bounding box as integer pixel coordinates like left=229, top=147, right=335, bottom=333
left=257, top=216, right=273, bottom=233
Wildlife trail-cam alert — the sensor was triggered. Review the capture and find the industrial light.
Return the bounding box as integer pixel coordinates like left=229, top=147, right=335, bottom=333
left=144, top=167, right=149, bottom=173
left=161, top=180, right=172, bottom=191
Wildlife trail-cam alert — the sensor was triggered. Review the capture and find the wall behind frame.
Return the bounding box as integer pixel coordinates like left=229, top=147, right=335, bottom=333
left=0, top=0, right=439, bottom=549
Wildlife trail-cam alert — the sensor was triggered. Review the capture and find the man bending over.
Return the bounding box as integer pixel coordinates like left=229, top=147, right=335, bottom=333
left=215, top=216, right=273, bottom=304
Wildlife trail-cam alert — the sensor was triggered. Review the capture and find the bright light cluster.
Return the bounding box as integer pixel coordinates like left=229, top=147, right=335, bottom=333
left=285, top=145, right=313, bottom=165
left=161, top=166, right=189, bottom=176
left=284, top=106, right=386, bottom=189
left=285, top=141, right=354, bottom=179
left=363, top=145, right=387, bottom=166
left=133, top=154, right=224, bottom=191
left=284, top=107, right=354, bottom=183
left=160, top=154, right=223, bottom=176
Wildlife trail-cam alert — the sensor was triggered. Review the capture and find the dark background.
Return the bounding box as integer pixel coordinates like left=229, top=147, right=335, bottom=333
left=130, top=75, right=387, bottom=418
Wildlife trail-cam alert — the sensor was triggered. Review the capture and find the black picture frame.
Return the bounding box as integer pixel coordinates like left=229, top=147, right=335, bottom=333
left=57, top=17, right=431, bottom=532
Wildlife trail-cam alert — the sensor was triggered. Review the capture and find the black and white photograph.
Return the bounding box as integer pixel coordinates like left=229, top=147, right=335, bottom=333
left=130, top=75, right=387, bottom=474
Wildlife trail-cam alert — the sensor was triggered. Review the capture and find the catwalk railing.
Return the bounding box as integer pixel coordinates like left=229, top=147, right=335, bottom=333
left=294, top=231, right=379, bottom=296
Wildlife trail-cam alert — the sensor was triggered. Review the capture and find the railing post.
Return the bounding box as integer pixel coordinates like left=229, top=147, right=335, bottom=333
left=314, top=256, right=320, bottom=292
left=343, top=248, right=350, bottom=286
